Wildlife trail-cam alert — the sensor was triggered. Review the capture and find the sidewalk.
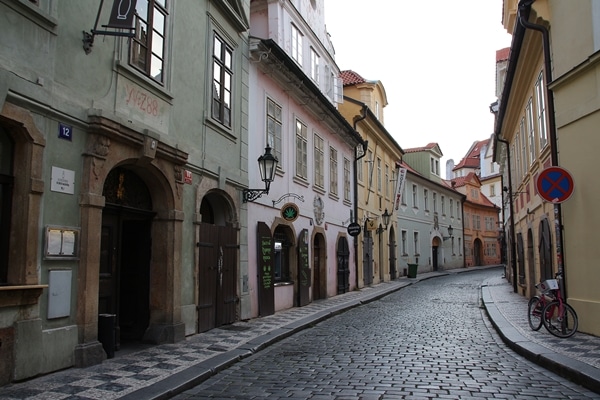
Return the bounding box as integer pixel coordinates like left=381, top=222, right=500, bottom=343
left=2, top=265, right=599, bottom=399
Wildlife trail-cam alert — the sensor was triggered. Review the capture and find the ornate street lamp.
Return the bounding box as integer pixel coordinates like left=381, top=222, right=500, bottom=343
left=243, top=145, right=279, bottom=203
left=443, top=225, right=454, bottom=241
left=376, top=209, right=392, bottom=234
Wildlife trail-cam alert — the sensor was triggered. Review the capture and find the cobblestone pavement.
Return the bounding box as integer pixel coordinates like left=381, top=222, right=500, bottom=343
left=1, top=265, right=599, bottom=399
left=171, top=269, right=599, bottom=399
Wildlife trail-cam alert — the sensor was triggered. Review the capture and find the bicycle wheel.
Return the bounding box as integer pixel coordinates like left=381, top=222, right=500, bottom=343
left=527, top=296, right=544, bottom=331
left=542, top=301, right=578, bottom=338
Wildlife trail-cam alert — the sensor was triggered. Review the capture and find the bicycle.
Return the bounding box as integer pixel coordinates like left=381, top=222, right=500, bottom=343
left=527, top=271, right=578, bottom=338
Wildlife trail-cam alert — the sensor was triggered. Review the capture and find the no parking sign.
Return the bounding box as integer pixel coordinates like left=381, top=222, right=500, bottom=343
left=536, top=166, right=574, bottom=203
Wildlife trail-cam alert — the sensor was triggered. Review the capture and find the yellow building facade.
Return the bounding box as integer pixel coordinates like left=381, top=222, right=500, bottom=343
left=497, top=0, right=600, bottom=335
left=338, top=71, right=404, bottom=287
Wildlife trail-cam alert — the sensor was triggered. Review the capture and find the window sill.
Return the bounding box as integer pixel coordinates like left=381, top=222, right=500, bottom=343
left=0, top=285, right=47, bottom=308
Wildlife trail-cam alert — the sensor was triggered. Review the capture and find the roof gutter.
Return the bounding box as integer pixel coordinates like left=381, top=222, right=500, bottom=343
left=353, top=105, right=368, bottom=290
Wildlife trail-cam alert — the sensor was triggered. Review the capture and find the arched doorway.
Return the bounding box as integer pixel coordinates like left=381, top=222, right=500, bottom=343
left=100, top=167, right=154, bottom=348
left=336, top=236, right=350, bottom=294
left=527, top=228, right=536, bottom=297
left=473, top=238, right=483, bottom=266
left=197, top=192, right=238, bottom=332
left=431, top=236, right=441, bottom=271
left=313, top=232, right=326, bottom=300
left=362, top=221, right=373, bottom=286
left=389, top=227, right=397, bottom=279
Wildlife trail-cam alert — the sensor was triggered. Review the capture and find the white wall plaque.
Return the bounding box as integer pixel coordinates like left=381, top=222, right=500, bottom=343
left=51, top=166, right=75, bottom=194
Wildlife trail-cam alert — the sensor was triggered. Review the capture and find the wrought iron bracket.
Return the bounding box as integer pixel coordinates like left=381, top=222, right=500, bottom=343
left=272, top=193, right=304, bottom=207
left=242, top=189, right=269, bottom=203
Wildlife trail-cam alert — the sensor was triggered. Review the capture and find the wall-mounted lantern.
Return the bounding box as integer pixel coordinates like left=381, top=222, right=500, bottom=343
left=243, top=145, right=279, bottom=203
left=443, top=225, right=454, bottom=241
left=376, top=209, right=391, bottom=234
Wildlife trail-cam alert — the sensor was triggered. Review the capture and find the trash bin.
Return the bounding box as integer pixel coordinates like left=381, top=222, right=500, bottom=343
left=407, top=263, right=418, bottom=278
left=98, top=314, right=116, bottom=359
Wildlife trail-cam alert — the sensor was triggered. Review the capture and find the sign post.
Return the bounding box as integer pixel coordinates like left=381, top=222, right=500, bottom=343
left=536, top=166, right=574, bottom=277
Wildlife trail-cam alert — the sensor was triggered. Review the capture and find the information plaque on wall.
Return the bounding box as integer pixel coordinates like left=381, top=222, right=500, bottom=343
left=44, top=225, right=80, bottom=260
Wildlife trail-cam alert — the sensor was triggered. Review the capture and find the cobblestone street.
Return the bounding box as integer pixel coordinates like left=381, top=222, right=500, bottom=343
left=173, top=269, right=598, bottom=399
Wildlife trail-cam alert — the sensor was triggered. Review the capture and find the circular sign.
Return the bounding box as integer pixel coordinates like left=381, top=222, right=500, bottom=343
left=536, top=166, right=574, bottom=203
left=347, top=222, right=361, bottom=237
left=281, top=203, right=299, bottom=222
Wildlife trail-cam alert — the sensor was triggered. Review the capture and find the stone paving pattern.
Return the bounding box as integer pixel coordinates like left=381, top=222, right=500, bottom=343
left=1, top=265, right=599, bottom=399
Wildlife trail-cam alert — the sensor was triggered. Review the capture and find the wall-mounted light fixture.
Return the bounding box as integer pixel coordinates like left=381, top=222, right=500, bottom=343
left=243, top=145, right=279, bottom=203
left=443, top=225, right=454, bottom=241
left=376, top=209, right=391, bottom=234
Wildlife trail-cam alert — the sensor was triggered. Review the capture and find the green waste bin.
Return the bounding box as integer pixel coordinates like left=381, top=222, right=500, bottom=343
left=407, top=263, right=418, bottom=278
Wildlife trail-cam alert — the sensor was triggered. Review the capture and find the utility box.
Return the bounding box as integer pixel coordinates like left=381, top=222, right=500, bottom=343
left=407, top=264, right=418, bottom=279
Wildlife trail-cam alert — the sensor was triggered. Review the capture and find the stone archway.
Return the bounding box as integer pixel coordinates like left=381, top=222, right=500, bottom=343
left=75, top=115, right=187, bottom=367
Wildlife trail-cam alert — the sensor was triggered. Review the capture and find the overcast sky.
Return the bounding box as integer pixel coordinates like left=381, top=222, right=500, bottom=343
left=324, top=0, right=513, bottom=176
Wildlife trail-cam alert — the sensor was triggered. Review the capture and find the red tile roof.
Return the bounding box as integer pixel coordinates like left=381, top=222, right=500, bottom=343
left=403, top=143, right=438, bottom=153
left=340, top=70, right=367, bottom=86
left=496, top=47, right=510, bottom=62
left=453, top=139, right=489, bottom=170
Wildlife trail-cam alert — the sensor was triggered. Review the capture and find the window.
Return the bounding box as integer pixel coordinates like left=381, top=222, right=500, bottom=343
left=535, top=71, right=548, bottom=149
left=385, top=165, right=389, bottom=197
left=490, top=185, right=496, bottom=197
left=0, top=129, right=14, bottom=284
left=433, top=192, right=437, bottom=213
left=424, top=189, right=429, bottom=211
left=413, top=232, right=420, bottom=256
left=412, top=184, right=418, bottom=208
left=377, top=158, right=382, bottom=192
left=343, top=158, right=351, bottom=201
left=314, top=134, right=324, bottom=188
left=401, top=230, right=408, bottom=255
left=526, top=98, right=535, bottom=164
left=291, top=24, right=303, bottom=65
left=330, top=147, right=338, bottom=195
left=367, top=150, right=373, bottom=186
left=456, top=201, right=461, bottom=219
left=441, top=195, right=445, bottom=215
left=450, top=198, right=454, bottom=217
left=267, top=98, right=282, bottom=163
left=212, top=34, right=233, bottom=127
left=430, top=158, right=439, bottom=175
left=273, top=232, right=290, bottom=282
left=130, top=0, right=167, bottom=83
left=295, top=119, right=308, bottom=179
left=515, top=132, right=521, bottom=181
left=520, top=117, right=527, bottom=174
left=357, top=156, right=364, bottom=182
left=310, top=48, right=319, bottom=83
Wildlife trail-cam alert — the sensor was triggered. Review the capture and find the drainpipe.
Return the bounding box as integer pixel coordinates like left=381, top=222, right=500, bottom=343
left=518, top=0, right=566, bottom=295
left=497, top=135, right=518, bottom=293
left=353, top=104, right=368, bottom=290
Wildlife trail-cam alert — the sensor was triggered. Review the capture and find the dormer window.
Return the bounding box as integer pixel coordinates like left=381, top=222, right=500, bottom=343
left=430, top=157, right=440, bottom=176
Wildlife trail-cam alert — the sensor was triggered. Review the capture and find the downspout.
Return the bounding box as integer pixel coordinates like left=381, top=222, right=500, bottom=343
left=518, top=0, right=566, bottom=295
left=498, top=136, right=518, bottom=293
left=353, top=105, right=368, bottom=290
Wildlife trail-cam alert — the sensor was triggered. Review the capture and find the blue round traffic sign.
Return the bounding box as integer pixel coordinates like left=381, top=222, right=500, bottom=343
left=536, top=166, right=574, bottom=203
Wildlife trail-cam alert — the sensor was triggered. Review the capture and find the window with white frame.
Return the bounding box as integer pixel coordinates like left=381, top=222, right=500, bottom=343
left=130, top=0, right=168, bottom=84
left=310, top=48, right=319, bottom=83
left=456, top=201, right=461, bottom=219
left=357, top=157, right=364, bottom=182
left=291, top=24, right=303, bottom=65
left=314, top=134, right=324, bottom=188
left=412, top=184, right=418, bottom=208
left=267, top=98, right=282, bottom=163
left=295, top=119, right=308, bottom=179
left=377, top=158, right=382, bottom=193
left=515, top=131, right=521, bottom=181
left=490, top=185, right=496, bottom=197
left=441, top=195, right=445, bottom=215
left=367, top=150, right=373, bottom=186
left=520, top=117, right=527, bottom=174
left=526, top=99, right=535, bottom=165
left=535, top=71, right=548, bottom=149
left=211, top=33, right=233, bottom=127
left=401, top=230, right=408, bottom=255
left=424, top=189, right=429, bottom=211
left=385, top=165, right=389, bottom=197
left=433, top=192, right=437, bottom=213
left=330, top=146, right=338, bottom=195
left=343, top=157, right=351, bottom=201
left=450, top=198, right=454, bottom=217
left=413, top=232, right=420, bottom=256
